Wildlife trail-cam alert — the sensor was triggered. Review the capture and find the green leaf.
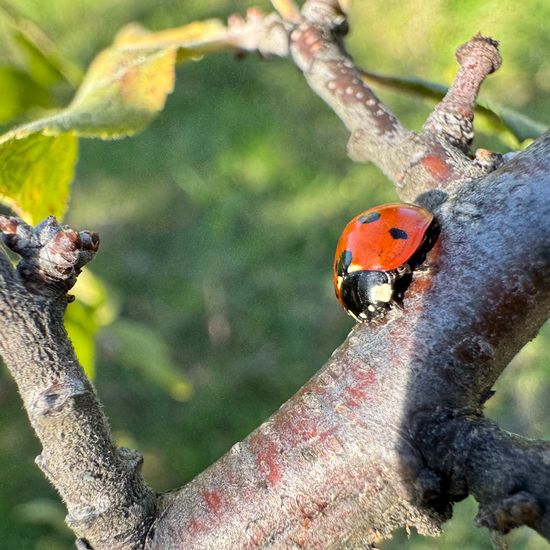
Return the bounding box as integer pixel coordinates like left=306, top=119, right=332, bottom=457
left=361, top=70, right=547, bottom=142
left=0, top=65, right=49, bottom=124
left=0, top=5, right=82, bottom=88
left=0, top=131, right=77, bottom=223
left=4, top=19, right=229, bottom=140
left=476, top=99, right=548, bottom=142
left=65, top=269, right=118, bottom=379
left=361, top=71, right=449, bottom=100
left=110, top=319, right=193, bottom=401
left=13, top=498, right=68, bottom=533
left=0, top=18, right=231, bottom=221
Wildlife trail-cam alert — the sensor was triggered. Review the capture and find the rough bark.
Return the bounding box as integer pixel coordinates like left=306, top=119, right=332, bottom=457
left=145, top=136, right=550, bottom=548
left=0, top=218, right=156, bottom=549
left=0, top=1, right=548, bottom=549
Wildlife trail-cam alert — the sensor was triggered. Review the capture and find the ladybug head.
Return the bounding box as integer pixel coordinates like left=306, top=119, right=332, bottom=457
left=340, top=270, right=397, bottom=322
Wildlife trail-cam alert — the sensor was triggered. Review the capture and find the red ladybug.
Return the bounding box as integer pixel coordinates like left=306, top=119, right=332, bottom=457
left=333, top=203, right=439, bottom=322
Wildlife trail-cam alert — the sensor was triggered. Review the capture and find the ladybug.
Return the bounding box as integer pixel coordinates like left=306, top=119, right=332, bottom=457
left=333, top=203, right=439, bottom=323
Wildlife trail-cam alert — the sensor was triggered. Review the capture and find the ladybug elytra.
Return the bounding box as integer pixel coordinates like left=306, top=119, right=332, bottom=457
left=333, top=203, right=439, bottom=323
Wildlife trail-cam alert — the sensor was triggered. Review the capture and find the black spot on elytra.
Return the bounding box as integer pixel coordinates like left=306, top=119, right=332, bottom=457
left=359, top=211, right=381, bottom=224
left=389, top=228, right=408, bottom=240
left=336, top=249, right=352, bottom=275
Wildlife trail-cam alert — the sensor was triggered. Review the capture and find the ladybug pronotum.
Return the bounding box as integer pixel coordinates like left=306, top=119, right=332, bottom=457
left=333, top=203, right=439, bottom=323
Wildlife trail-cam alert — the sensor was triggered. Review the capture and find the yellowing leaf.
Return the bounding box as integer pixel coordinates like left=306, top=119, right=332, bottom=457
left=0, top=18, right=238, bottom=221
left=114, top=20, right=227, bottom=52
left=8, top=48, right=176, bottom=139
left=4, top=19, right=229, bottom=141
left=0, top=132, right=77, bottom=223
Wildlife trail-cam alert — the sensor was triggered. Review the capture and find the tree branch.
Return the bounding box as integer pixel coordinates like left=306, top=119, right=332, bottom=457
left=1, top=2, right=549, bottom=549
left=287, top=0, right=418, bottom=187
left=422, top=34, right=502, bottom=154
left=145, top=134, right=550, bottom=548
left=143, top=3, right=550, bottom=547
left=416, top=412, right=550, bottom=538
left=0, top=217, right=156, bottom=550
left=275, top=0, right=507, bottom=202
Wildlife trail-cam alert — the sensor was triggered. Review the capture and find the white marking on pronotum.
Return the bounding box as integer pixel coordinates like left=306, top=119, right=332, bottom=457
left=371, top=283, right=393, bottom=303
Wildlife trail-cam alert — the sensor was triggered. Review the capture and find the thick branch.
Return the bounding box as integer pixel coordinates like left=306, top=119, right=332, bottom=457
left=146, top=136, right=550, bottom=547
left=143, top=17, right=550, bottom=546
left=0, top=218, right=156, bottom=550
left=1, top=3, right=549, bottom=549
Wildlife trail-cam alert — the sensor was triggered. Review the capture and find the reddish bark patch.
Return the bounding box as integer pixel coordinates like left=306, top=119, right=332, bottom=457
left=294, top=423, right=319, bottom=444
left=317, top=427, right=337, bottom=444
left=421, top=155, right=451, bottom=181
left=202, top=490, right=223, bottom=515
left=256, top=440, right=282, bottom=485
left=345, top=386, right=367, bottom=407
left=344, top=367, right=376, bottom=408
left=292, top=25, right=323, bottom=63
left=187, top=517, right=205, bottom=534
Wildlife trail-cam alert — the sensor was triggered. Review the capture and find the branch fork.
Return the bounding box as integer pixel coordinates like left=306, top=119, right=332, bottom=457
left=0, top=2, right=549, bottom=549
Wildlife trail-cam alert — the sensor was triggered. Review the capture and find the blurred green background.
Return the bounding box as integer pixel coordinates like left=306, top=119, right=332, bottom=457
left=0, top=1, right=548, bottom=548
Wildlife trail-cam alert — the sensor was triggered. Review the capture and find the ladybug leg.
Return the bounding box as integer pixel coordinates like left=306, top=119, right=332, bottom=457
left=396, top=263, right=411, bottom=276
left=415, top=264, right=434, bottom=274
left=391, top=267, right=411, bottom=310
left=391, top=299, right=405, bottom=311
